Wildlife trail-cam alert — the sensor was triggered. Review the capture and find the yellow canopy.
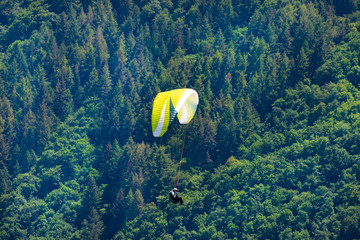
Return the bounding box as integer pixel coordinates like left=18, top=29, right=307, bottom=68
left=151, top=89, right=199, bottom=137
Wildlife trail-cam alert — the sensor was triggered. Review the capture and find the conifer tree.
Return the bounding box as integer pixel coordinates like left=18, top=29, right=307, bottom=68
left=95, top=26, right=109, bottom=67
left=80, top=208, right=104, bottom=240
left=53, top=78, right=73, bottom=120
left=79, top=175, right=102, bottom=226
left=100, top=64, right=112, bottom=99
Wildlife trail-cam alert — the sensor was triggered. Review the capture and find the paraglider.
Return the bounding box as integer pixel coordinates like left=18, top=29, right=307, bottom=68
left=169, top=188, right=183, bottom=205
left=151, top=88, right=199, bottom=205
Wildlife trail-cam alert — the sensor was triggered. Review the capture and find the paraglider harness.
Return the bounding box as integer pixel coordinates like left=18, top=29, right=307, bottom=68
left=169, top=188, right=183, bottom=205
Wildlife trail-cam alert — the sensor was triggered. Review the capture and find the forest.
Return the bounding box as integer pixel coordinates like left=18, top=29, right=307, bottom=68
left=0, top=0, right=360, bottom=239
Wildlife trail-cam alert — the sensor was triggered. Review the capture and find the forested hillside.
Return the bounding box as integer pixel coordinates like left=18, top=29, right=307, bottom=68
left=1, top=0, right=360, bottom=239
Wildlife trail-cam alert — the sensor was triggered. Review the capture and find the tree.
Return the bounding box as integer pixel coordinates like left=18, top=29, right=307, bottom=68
left=100, top=64, right=112, bottom=99
left=80, top=207, right=104, bottom=240
left=95, top=26, right=109, bottom=67
left=53, top=77, right=73, bottom=120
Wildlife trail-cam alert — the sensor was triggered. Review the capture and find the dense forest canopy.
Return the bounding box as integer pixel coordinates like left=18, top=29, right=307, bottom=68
left=1, top=0, right=360, bottom=239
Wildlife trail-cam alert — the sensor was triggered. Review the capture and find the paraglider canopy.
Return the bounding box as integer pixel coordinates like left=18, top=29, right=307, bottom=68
left=151, top=88, right=199, bottom=137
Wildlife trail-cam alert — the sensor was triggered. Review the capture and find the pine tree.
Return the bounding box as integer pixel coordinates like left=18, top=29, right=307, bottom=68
left=0, top=97, right=14, bottom=168
left=53, top=78, right=73, bottom=120
left=100, top=64, right=112, bottom=99
left=80, top=208, right=104, bottom=240
left=124, top=188, right=136, bottom=219
left=95, top=26, right=109, bottom=67
left=114, top=34, right=127, bottom=82
left=134, top=189, right=144, bottom=214
left=78, top=175, right=102, bottom=227
left=36, top=99, right=54, bottom=153
left=0, top=116, right=10, bottom=170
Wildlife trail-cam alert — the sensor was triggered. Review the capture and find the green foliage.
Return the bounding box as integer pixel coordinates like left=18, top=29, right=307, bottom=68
left=1, top=0, right=360, bottom=239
